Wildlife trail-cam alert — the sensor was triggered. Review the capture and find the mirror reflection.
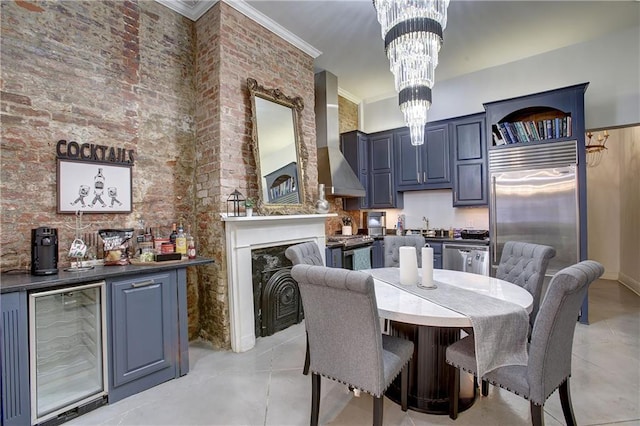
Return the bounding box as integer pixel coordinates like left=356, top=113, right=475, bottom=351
left=248, top=78, right=305, bottom=208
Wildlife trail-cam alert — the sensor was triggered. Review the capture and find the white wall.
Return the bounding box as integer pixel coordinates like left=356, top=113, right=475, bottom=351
left=618, top=126, right=640, bottom=294
left=587, top=125, right=640, bottom=292
left=362, top=24, right=640, bottom=132
left=370, top=189, right=489, bottom=232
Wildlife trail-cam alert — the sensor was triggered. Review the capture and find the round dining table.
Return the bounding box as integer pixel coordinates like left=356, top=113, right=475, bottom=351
left=369, top=268, right=533, bottom=415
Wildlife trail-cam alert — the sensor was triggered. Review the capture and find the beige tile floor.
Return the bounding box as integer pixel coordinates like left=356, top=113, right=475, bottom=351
left=69, top=279, right=639, bottom=425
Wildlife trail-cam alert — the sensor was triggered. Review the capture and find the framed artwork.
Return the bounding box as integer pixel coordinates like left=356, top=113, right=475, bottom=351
left=57, top=159, right=132, bottom=213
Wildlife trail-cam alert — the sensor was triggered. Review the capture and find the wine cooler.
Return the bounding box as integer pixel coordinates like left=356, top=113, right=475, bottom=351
left=29, top=281, right=107, bottom=425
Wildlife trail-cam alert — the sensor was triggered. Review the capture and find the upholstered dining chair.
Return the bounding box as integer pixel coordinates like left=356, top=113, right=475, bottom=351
left=285, top=241, right=324, bottom=268
left=496, top=241, right=556, bottom=328
left=291, top=264, right=414, bottom=426
left=384, top=235, right=426, bottom=267
left=285, top=241, right=324, bottom=376
left=446, top=260, right=604, bottom=425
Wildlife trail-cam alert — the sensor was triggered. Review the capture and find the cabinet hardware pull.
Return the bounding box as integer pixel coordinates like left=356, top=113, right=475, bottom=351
left=131, top=280, right=155, bottom=288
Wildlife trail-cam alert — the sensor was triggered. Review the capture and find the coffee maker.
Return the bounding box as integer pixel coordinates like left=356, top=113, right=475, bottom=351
left=31, top=227, right=58, bottom=275
left=366, top=212, right=386, bottom=236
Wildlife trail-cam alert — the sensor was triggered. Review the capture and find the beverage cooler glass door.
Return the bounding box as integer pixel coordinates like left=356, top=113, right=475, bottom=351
left=29, top=281, right=107, bottom=424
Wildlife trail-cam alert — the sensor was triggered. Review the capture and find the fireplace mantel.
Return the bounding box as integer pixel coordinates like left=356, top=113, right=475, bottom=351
left=222, top=213, right=336, bottom=352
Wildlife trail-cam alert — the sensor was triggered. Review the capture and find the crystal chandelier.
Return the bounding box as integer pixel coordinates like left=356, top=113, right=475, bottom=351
left=373, top=0, right=450, bottom=146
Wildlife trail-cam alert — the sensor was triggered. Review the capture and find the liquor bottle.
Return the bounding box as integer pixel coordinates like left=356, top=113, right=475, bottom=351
left=175, top=222, right=187, bottom=256
left=169, top=223, right=178, bottom=252
left=186, top=225, right=196, bottom=259
left=187, top=235, right=196, bottom=260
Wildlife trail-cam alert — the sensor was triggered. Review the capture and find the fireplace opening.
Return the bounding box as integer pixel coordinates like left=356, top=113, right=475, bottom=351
left=252, top=244, right=304, bottom=338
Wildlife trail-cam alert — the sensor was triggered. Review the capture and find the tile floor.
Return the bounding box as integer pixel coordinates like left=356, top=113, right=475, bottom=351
left=69, top=279, right=639, bottom=425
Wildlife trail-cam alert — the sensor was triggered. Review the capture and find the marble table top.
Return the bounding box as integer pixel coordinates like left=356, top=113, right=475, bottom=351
left=372, top=268, right=533, bottom=327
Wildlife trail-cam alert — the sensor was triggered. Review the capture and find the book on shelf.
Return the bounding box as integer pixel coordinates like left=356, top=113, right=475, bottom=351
left=492, top=126, right=508, bottom=146
left=499, top=122, right=514, bottom=144
left=496, top=114, right=572, bottom=145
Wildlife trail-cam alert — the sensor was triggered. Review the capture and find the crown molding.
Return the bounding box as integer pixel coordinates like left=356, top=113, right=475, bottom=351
left=154, top=0, right=321, bottom=59
left=154, top=0, right=217, bottom=21
left=338, top=88, right=361, bottom=105
left=222, top=0, right=321, bottom=58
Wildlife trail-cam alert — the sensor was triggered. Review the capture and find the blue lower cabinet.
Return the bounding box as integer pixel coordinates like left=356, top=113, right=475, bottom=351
left=1, top=291, right=30, bottom=426
left=372, top=240, right=385, bottom=268
left=325, top=247, right=342, bottom=268
left=426, top=241, right=443, bottom=269
left=108, top=271, right=178, bottom=403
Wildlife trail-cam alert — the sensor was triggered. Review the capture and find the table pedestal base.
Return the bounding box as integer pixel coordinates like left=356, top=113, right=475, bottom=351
left=385, top=321, right=476, bottom=414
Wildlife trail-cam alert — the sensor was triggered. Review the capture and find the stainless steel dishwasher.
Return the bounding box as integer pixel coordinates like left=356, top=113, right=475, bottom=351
left=442, top=243, right=490, bottom=276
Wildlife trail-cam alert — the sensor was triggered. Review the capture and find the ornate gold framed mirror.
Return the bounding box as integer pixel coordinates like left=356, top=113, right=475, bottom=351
left=247, top=78, right=307, bottom=212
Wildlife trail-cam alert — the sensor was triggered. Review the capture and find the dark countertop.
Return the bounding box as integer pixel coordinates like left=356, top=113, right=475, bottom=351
left=0, top=257, right=213, bottom=294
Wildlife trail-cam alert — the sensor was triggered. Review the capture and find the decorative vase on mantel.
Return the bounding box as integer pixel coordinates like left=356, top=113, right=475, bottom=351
left=315, top=184, right=330, bottom=214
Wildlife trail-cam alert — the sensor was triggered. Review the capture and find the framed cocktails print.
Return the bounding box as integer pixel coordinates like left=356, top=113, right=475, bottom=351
left=57, top=159, right=132, bottom=213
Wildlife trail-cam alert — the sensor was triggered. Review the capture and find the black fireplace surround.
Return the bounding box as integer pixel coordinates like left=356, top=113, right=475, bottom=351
left=251, top=244, right=304, bottom=337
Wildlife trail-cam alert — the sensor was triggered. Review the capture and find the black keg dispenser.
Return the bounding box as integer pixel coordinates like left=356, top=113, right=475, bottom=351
left=31, top=227, right=59, bottom=275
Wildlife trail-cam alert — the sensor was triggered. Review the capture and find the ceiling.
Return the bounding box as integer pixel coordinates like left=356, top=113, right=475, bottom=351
left=156, top=0, right=640, bottom=103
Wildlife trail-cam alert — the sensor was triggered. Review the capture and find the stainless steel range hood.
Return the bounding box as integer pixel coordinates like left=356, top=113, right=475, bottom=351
left=315, top=71, right=366, bottom=198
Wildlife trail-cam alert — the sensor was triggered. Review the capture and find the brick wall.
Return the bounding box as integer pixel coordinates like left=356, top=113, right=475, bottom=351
left=193, top=3, right=317, bottom=348
left=339, top=95, right=359, bottom=133
left=1, top=0, right=358, bottom=350
left=0, top=0, right=199, bottom=330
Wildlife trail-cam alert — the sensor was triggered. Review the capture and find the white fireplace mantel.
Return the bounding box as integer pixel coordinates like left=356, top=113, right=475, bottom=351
left=222, top=213, right=336, bottom=352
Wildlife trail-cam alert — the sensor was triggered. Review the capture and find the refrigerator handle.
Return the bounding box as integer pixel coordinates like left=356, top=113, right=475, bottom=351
left=490, top=175, right=498, bottom=264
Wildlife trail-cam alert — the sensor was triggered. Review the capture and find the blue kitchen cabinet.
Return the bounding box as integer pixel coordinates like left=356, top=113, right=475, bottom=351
left=1, top=291, right=30, bottom=426
left=372, top=239, right=385, bottom=268
left=395, top=124, right=451, bottom=191
left=425, top=241, right=443, bottom=269
left=341, top=130, right=370, bottom=211
left=325, top=246, right=343, bottom=268
left=369, top=131, right=402, bottom=208
left=451, top=113, right=488, bottom=206
left=108, top=271, right=178, bottom=403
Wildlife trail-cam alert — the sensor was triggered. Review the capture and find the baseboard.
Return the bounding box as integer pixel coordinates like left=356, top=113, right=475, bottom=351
left=602, top=271, right=618, bottom=281
left=618, top=272, right=640, bottom=296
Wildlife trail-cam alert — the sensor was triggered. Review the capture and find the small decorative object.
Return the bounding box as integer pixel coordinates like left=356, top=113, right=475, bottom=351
left=341, top=216, right=352, bottom=236
left=227, top=189, right=245, bottom=217
left=244, top=198, right=256, bottom=217
left=399, top=246, right=418, bottom=285
left=315, top=184, right=330, bottom=214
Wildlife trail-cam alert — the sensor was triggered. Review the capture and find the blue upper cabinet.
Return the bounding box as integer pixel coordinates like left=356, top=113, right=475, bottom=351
left=451, top=113, right=487, bottom=206
left=342, top=131, right=370, bottom=211
left=341, top=130, right=403, bottom=210
left=395, top=123, right=451, bottom=190
left=369, top=131, right=401, bottom=208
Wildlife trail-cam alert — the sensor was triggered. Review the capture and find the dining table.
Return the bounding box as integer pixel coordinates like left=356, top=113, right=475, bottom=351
left=367, top=267, right=533, bottom=415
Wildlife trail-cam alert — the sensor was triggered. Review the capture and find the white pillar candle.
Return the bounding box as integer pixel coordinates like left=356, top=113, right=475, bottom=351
left=421, top=247, right=435, bottom=287
left=399, top=246, right=418, bottom=285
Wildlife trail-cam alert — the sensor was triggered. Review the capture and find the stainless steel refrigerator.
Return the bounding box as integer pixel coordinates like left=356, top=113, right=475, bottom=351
left=489, top=140, right=588, bottom=321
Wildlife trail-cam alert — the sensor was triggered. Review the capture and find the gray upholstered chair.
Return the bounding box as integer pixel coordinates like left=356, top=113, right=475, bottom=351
left=496, top=241, right=556, bottom=328
left=285, top=241, right=324, bottom=376
left=285, top=241, right=324, bottom=267
left=383, top=235, right=426, bottom=268
left=291, top=264, right=414, bottom=426
left=446, top=260, right=604, bottom=425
